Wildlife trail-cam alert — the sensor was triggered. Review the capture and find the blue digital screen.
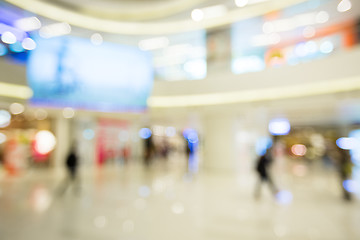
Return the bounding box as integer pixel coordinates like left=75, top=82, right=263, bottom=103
left=27, top=36, right=153, bottom=112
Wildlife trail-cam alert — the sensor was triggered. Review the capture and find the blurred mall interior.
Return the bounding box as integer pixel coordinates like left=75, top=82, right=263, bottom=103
left=0, top=0, right=360, bottom=239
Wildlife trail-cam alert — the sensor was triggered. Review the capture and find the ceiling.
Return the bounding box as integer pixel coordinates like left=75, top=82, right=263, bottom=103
left=4, top=0, right=309, bottom=35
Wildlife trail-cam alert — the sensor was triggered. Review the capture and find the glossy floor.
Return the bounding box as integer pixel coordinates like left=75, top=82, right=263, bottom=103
left=0, top=159, right=359, bottom=240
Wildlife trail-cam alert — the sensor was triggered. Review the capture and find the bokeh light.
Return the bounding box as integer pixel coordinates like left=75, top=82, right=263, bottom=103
left=187, top=132, right=199, bottom=144
left=255, top=136, right=273, bottom=156
left=268, top=118, right=290, bottom=135
left=83, top=129, right=95, bottom=140
left=1, top=31, right=17, bottom=44
left=9, top=42, right=24, bottom=53
left=14, top=16, right=42, bottom=31
left=91, top=33, right=103, bottom=45
left=0, top=110, right=11, bottom=128
left=343, top=180, right=357, bottom=193
left=275, top=190, right=293, bottom=205
left=30, top=187, right=51, bottom=212
left=34, top=130, right=56, bottom=154
left=337, top=0, right=352, bottom=13
left=191, top=9, right=204, bottom=22
left=291, top=144, right=307, bottom=156
left=0, top=44, right=7, bottom=56
left=22, top=38, right=37, bottom=50
left=9, top=103, right=25, bottom=115
left=336, top=137, right=359, bottom=150
left=320, top=41, right=334, bottom=54
left=315, top=11, right=329, bottom=24
left=39, top=22, right=71, bottom=38
left=139, top=128, right=152, bottom=139
left=35, top=109, right=48, bottom=120
left=235, top=0, right=249, bottom=8
left=62, top=107, right=75, bottom=118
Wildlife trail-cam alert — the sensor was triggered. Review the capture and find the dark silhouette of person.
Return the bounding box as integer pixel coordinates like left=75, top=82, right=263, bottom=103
left=66, top=148, right=78, bottom=180
left=144, top=135, right=155, bottom=167
left=57, top=147, right=80, bottom=196
left=337, top=148, right=353, bottom=201
left=254, top=148, right=278, bottom=199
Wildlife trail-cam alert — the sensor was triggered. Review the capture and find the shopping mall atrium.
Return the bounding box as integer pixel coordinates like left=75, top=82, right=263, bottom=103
left=0, top=0, right=360, bottom=239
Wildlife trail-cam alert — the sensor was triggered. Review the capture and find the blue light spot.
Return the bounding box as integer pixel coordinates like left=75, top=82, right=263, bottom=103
left=269, top=118, right=291, bottom=136
left=336, top=137, right=359, bottom=150
left=320, top=41, right=334, bottom=54
left=83, top=129, right=95, bottom=140
left=139, top=128, right=152, bottom=139
left=256, top=137, right=273, bottom=156
left=188, top=132, right=198, bottom=144
left=0, top=44, right=7, bottom=56
left=343, top=180, right=357, bottom=193
left=183, top=129, right=199, bottom=143
left=9, top=42, right=24, bottom=53
left=276, top=190, right=293, bottom=205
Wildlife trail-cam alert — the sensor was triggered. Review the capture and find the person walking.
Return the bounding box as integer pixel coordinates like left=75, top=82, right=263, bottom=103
left=57, top=147, right=80, bottom=196
left=254, top=148, right=278, bottom=199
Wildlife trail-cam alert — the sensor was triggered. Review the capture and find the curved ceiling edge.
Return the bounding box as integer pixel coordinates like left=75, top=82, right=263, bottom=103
left=5, top=0, right=307, bottom=35
left=147, top=77, right=360, bottom=108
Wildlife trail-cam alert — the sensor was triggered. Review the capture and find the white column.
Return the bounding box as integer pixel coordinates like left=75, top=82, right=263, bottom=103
left=203, top=115, right=237, bottom=172
left=53, top=117, right=71, bottom=168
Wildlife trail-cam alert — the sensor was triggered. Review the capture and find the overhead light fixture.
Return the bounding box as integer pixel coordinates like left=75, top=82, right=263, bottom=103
left=269, top=118, right=291, bottom=136
left=22, top=38, right=37, bottom=50
left=191, top=9, right=204, bottom=22
left=39, top=22, right=71, bottom=38
left=1, top=31, right=17, bottom=44
left=0, top=82, right=33, bottom=99
left=235, top=0, right=249, bottom=7
left=192, top=5, right=227, bottom=22
left=337, top=0, right=352, bottom=13
left=14, top=16, right=41, bottom=31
